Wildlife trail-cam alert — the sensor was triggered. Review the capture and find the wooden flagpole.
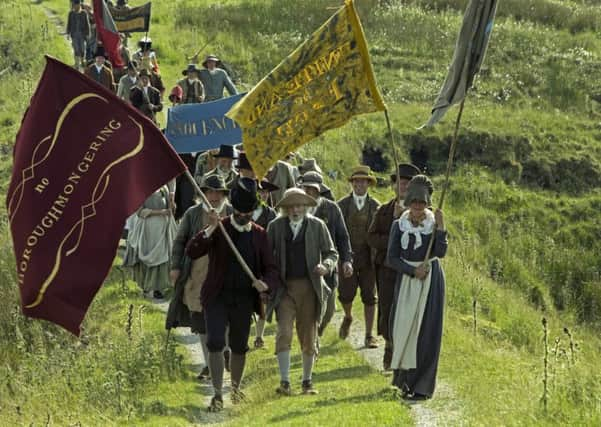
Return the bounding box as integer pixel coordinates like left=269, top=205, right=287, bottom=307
left=384, top=109, right=401, bottom=184
left=422, top=97, right=467, bottom=265
left=183, top=170, right=267, bottom=291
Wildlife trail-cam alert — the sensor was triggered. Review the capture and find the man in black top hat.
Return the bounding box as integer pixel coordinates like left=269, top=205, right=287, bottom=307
left=130, top=69, right=162, bottom=124
left=203, top=144, right=238, bottom=188
left=367, top=163, right=421, bottom=370
left=84, top=46, right=115, bottom=92
left=178, top=64, right=205, bottom=104
left=186, top=177, right=279, bottom=412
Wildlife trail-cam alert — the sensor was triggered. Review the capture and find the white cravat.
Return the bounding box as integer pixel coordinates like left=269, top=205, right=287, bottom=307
left=398, top=210, right=435, bottom=250
left=353, top=193, right=367, bottom=211
left=289, top=218, right=304, bottom=239
left=94, top=64, right=103, bottom=73
left=230, top=214, right=252, bottom=233
left=143, top=85, right=149, bottom=95
left=129, top=76, right=137, bottom=84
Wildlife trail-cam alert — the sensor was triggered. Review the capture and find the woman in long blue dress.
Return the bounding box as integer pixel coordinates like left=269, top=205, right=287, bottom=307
left=386, top=175, right=448, bottom=400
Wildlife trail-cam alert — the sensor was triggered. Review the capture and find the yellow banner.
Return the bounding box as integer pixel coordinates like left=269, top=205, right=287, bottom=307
left=226, top=0, right=385, bottom=179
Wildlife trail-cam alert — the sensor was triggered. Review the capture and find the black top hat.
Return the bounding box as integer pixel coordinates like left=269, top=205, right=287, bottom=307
left=202, top=55, right=221, bottom=68
left=200, top=175, right=229, bottom=193
left=214, top=144, right=237, bottom=159
left=391, top=163, right=421, bottom=182
left=230, top=177, right=259, bottom=213
left=257, top=179, right=279, bottom=192
left=93, top=46, right=108, bottom=59
left=126, top=60, right=138, bottom=71
left=236, top=151, right=252, bottom=171
left=182, top=63, right=202, bottom=76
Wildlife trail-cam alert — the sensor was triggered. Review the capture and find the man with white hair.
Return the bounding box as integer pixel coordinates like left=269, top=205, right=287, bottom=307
left=266, top=188, right=338, bottom=396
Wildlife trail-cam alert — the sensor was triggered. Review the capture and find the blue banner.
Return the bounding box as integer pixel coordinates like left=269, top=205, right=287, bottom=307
left=165, top=93, right=245, bottom=153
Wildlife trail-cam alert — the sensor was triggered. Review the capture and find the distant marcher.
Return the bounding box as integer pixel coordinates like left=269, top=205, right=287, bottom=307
left=296, top=158, right=334, bottom=200
left=186, top=177, right=279, bottom=412
left=337, top=166, right=380, bottom=348
left=66, top=0, right=90, bottom=70
left=265, top=160, right=297, bottom=205
left=166, top=175, right=232, bottom=380
left=130, top=69, right=162, bottom=124
left=199, top=55, right=238, bottom=102
left=178, top=64, right=205, bottom=104
left=267, top=188, right=338, bottom=396
left=124, top=183, right=177, bottom=299
left=203, top=144, right=238, bottom=188
left=298, top=172, right=352, bottom=341
left=194, top=149, right=218, bottom=184
left=387, top=175, right=447, bottom=400
left=116, top=60, right=139, bottom=101
left=84, top=46, right=115, bottom=92
left=367, top=163, right=420, bottom=370
left=168, top=85, right=183, bottom=106
left=132, top=36, right=165, bottom=94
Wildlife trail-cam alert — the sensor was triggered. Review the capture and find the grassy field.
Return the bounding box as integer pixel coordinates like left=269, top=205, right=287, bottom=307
left=1, top=0, right=601, bottom=425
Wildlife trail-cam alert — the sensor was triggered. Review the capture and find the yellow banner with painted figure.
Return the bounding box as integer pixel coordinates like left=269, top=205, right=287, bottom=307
left=226, top=0, right=385, bottom=179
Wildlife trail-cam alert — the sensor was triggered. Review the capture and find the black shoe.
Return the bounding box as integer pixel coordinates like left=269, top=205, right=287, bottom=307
left=276, top=380, right=292, bottom=396
left=153, top=290, right=164, bottom=299
left=302, top=380, right=318, bottom=395
left=197, top=366, right=210, bottom=381
left=208, top=395, right=223, bottom=412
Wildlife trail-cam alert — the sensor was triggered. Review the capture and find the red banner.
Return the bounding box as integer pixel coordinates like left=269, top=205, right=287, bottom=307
left=93, top=0, right=124, bottom=68
left=6, top=56, right=186, bottom=335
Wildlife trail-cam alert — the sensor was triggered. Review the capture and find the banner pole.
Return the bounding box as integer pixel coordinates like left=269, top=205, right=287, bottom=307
left=384, top=108, right=400, bottom=196
left=422, top=98, right=466, bottom=265
left=183, top=170, right=265, bottom=290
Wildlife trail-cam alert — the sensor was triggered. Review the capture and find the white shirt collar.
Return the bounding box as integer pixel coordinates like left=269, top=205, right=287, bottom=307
left=353, top=192, right=367, bottom=210
left=94, top=64, right=104, bottom=73
left=230, top=214, right=252, bottom=232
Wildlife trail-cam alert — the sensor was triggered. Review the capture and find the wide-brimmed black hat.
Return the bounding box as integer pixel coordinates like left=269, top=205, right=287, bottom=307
left=391, top=163, right=421, bottom=182
left=230, top=177, right=259, bottom=213
left=200, top=175, right=229, bottom=193
left=214, top=144, right=237, bottom=159
left=202, top=54, right=221, bottom=68
left=236, top=151, right=252, bottom=171
left=257, top=179, right=279, bottom=192
left=182, top=63, right=202, bottom=76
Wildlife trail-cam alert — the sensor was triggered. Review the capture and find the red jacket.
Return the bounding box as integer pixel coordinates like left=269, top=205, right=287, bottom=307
left=186, top=217, right=280, bottom=313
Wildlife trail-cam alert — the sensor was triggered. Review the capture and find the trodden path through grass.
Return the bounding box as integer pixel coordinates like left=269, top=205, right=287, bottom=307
left=331, top=306, right=463, bottom=427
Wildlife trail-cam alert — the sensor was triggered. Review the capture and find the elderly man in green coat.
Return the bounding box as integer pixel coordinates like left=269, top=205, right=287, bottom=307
left=266, top=188, right=338, bottom=396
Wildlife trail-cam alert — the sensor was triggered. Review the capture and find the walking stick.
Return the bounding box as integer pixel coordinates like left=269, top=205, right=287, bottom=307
left=421, top=98, right=466, bottom=266
left=182, top=170, right=267, bottom=292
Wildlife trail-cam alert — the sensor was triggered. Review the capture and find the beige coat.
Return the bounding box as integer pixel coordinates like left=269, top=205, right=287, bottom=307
left=266, top=214, right=338, bottom=322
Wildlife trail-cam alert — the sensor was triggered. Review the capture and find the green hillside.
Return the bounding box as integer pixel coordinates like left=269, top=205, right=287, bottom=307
left=1, top=0, right=601, bottom=425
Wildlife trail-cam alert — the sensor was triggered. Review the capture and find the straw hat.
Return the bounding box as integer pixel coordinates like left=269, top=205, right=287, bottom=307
left=347, top=165, right=377, bottom=185
left=276, top=188, right=317, bottom=209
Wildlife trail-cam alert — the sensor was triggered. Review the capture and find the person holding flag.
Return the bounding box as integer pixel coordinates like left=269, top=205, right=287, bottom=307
left=186, top=177, right=279, bottom=411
